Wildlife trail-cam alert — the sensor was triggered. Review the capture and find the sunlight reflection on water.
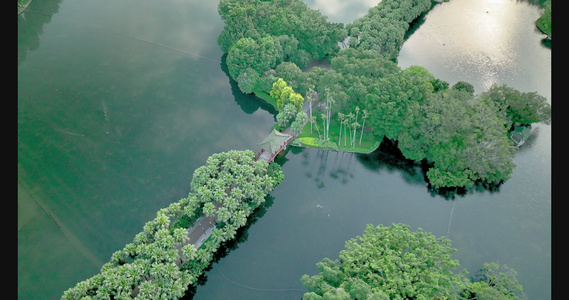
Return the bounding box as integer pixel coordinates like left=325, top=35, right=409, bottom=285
left=398, top=0, right=548, bottom=94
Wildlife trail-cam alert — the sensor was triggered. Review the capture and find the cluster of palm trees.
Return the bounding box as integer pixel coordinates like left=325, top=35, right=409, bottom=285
left=62, top=150, right=284, bottom=299
left=337, top=106, right=369, bottom=148
left=308, top=98, right=369, bottom=149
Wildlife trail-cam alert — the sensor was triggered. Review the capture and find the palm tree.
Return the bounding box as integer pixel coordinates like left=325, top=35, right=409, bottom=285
left=217, top=207, right=232, bottom=223
left=326, top=97, right=335, bottom=140
left=338, top=112, right=345, bottom=147
left=224, top=195, right=239, bottom=211
left=320, top=113, right=327, bottom=140
left=352, top=121, right=361, bottom=147
left=353, top=106, right=360, bottom=146
left=172, top=228, right=189, bottom=245
left=182, top=244, right=197, bottom=262
left=203, top=202, right=217, bottom=217
left=359, top=109, right=369, bottom=145
left=311, top=116, right=322, bottom=140
left=222, top=223, right=238, bottom=240
left=307, top=86, right=315, bottom=133
left=233, top=210, right=248, bottom=227
left=155, top=213, right=170, bottom=229
left=346, top=112, right=354, bottom=146
left=196, top=248, right=212, bottom=264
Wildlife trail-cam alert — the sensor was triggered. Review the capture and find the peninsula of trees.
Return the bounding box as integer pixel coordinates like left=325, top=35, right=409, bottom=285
left=219, top=0, right=551, bottom=189
left=61, top=151, right=284, bottom=299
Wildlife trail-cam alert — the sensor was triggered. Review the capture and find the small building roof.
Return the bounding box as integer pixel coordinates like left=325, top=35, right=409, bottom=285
left=257, top=129, right=291, bottom=155
left=510, top=126, right=530, bottom=145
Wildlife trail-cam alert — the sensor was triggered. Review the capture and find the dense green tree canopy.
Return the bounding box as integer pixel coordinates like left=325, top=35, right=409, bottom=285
left=274, top=61, right=311, bottom=95
left=480, top=84, right=551, bottom=126
left=346, top=0, right=432, bottom=60
left=301, top=223, right=467, bottom=300
left=62, top=151, right=284, bottom=299
left=270, top=77, right=304, bottom=112
left=226, top=35, right=283, bottom=82
left=301, top=224, right=525, bottom=300
left=219, top=0, right=550, bottom=191
left=536, top=0, right=551, bottom=37
left=218, top=0, right=346, bottom=58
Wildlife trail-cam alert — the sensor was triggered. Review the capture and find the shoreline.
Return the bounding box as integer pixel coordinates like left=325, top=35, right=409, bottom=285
left=18, top=0, right=32, bottom=15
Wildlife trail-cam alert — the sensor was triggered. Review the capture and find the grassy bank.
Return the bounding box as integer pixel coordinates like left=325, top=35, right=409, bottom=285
left=250, top=91, right=380, bottom=154
left=290, top=117, right=380, bottom=154
left=252, top=90, right=278, bottom=111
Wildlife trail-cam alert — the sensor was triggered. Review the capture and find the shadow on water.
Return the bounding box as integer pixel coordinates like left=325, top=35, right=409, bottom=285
left=18, top=0, right=63, bottom=66
left=402, top=2, right=437, bottom=42
left=219, top=53, right=278, bottom=116
left=298, top=148, right=353, bottom=189
left=357, top=137, right=426, bottom=184
left=354, top=137, right=503, bottom=200
left=181, top=194, right=276, bottom=299
left=540, top=37, right=551, bottom=49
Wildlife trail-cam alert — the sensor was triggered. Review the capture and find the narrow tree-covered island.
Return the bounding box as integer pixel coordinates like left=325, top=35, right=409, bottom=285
left=61, top=151, right=284, bottom=299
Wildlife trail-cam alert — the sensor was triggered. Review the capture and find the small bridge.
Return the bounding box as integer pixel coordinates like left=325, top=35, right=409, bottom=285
left=255, top=129, right=296, bottom=163
left=255, top=98, right=312, bottom=163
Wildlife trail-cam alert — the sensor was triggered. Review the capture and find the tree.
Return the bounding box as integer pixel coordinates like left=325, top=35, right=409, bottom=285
left=345, top=112, right=354, bottom=145
left=217, top=206, right=232, bottom=223
left=182, top=244, right=197, bottom=262
left=342, top=117, right=348, bottom=147
left=337, top=113, right=345, bottom=147
left=236, top=67, right=262, bottom=94
left=452, top=81, right=475, bottom=94
left=308, top=88, right=315, bottom=133
left=481, top=84, right=551, bottom=126
left=277, top=103, right=298, bottom=129
left=324, top=89, right=335, bottom=141
left=277, top=35, right=312, bottom=69
left=271, top=77, right=304, bottom=112
left=351, top=121, right=360, bottom=147
left=275, top=61, right=310, bottom=94
left=172, top=228, right=189, bottom=245
left=320, top=113, right=327, bottom=140
left=291, top=111, right=309, bottom=136
left=203, top=202, right=217, bottom=218
left=352, top=106, right=360, bottom=146
left=462, top=263, right=524, bottom=300
left=62, top=150, right=285, bottom=300
left=359, top=109, right=368, bottom=145
left=300, top=223, right=467, bottom=300
left=536, top=0, right=551, bottom=37
left=226, top=36, right=283, bottom=93
left=347, top=0, right=432, bottom=59
left=311, top=115, right=322, bottom=140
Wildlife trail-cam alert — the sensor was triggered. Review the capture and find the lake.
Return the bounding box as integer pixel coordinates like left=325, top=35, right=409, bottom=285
left=18, top=0, right=550, bottom=299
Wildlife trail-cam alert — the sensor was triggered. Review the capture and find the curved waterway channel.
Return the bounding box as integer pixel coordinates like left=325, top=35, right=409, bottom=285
left=18, top=0, right=551, bottom=299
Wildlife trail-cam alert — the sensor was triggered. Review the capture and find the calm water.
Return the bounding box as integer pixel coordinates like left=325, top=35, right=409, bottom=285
left=18, top=0, right=550, bottom=299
